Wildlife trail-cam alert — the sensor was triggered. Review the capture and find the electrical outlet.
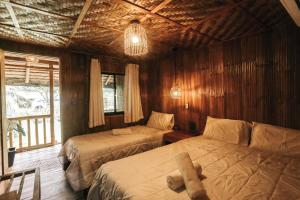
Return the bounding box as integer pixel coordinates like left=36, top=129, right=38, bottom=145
left=185, top=103, right=189, bottom=109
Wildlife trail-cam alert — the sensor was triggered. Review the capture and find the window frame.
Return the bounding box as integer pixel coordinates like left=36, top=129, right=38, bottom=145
left=101, top=72, right=125, bottom=116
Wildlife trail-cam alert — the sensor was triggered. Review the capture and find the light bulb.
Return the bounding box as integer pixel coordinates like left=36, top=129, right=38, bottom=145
left=131, top=36, right=140, bottom=44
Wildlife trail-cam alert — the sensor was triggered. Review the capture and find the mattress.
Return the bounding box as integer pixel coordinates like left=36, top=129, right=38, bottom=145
left=88, top=136, right=300, bottom=200
left=59, top=125, right=171, bottom=191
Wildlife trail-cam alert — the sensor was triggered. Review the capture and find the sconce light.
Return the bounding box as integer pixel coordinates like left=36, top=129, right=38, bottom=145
left=170, top=48, right=182, bottom=99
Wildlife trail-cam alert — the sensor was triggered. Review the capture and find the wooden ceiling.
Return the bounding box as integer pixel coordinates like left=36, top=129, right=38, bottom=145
left=0, top=0, right=292, bottom=59
left=4, top=51, right=60, bottom=86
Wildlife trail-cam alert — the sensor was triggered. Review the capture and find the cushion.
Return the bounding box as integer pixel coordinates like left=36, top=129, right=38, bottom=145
left=250, top=122, right=300, bottom=156
left=203, top=116, right=251, bottom=146
left=147, top=111, right=174, bottom=130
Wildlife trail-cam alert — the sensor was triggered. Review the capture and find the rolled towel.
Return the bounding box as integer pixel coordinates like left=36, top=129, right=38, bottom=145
left=167, top=162, right=202, bottom=190
left=175, top=152, right=206, bottom=200
left=112, top=128, right=132, bottom=135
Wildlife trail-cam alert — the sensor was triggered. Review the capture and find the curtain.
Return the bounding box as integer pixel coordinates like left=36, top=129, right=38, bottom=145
left=89, top=58, right=105, bottom=128
left=124, top=64, right=144, bottom=123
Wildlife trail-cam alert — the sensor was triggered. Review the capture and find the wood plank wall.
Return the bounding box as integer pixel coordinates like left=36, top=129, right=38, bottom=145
left=150, top=27, right=300, bottom=132
left=0, top=39, right=151, bottom=143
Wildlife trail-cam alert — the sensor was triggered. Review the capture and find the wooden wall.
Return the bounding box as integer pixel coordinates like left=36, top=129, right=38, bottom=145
left=0, top=39, right=151, bottom=143
left=150, top=27, right=300, bottom=131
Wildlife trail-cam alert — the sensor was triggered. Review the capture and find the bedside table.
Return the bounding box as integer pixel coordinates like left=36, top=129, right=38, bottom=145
left=163, top=130, right=199, bottom=145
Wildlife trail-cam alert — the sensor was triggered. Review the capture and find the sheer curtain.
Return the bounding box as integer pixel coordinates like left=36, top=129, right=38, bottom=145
left=124, top=64, right=144, bottom=123
left=89, top=58, right=105, bottom=128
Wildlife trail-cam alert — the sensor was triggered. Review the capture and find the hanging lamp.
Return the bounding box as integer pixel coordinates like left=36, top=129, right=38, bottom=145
left=170, top=48, right=182, bottom=99
left=124, top=20, right=148, bottom=56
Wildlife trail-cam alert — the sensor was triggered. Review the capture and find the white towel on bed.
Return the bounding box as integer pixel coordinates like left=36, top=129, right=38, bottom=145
left=175, top=152, right=206, bottom=200
left=167, top=162, right=202, bottom=190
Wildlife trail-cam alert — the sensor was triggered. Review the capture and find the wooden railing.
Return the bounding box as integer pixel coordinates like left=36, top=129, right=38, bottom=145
left=7, top=114, right=55, bottom=152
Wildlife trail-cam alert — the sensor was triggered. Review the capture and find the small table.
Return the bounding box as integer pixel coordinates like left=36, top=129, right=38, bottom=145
left=163, top=130, right=199, bottom=145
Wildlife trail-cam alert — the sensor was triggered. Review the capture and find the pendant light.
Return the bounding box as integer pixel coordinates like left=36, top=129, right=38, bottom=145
left=170, top=48, right=182, bottom=99
left=124, top=20, right=148, bottom=56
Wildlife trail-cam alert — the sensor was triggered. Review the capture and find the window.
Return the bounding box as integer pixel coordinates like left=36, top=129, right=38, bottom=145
left=102, top=73, right=124, bottom=114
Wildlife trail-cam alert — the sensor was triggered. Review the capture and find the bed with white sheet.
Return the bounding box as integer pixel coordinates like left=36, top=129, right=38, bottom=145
left=88, top=117, right=300, bottom=200
left=60, top=111, right=174, bottom=191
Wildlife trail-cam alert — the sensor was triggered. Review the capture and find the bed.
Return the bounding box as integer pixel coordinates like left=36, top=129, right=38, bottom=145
left=59, top=125, right=173, bottom=191
left=88, top=118, right=300, bottom=200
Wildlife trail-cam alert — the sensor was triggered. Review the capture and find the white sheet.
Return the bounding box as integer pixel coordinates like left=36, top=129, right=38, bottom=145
left=59, top=125, right=172, bottom=191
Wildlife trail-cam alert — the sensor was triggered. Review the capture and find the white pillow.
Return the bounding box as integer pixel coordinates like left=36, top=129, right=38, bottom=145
left=203, top=116, right=251, bottom=146
left=250, top=122, right=300, bottom=156
left=147, top=111, right=174, bottom=130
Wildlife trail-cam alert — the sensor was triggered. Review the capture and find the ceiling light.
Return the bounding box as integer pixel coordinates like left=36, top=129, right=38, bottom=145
left=124, top=20, right=148, bottom=56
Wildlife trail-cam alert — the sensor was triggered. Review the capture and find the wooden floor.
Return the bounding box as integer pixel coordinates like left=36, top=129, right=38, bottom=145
left=7, top=145, right=85, bottom=200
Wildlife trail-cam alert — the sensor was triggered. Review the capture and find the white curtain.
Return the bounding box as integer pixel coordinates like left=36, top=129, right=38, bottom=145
left=124, top=64, right=144, bottom=123
left=89, top=58, right=105, bottom=128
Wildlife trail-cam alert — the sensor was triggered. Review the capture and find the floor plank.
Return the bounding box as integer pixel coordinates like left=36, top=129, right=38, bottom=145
left=8, top=145, right=84, bottom=200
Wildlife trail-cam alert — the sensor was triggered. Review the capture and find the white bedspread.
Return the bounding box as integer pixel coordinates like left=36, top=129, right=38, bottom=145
left=59, top=126, right=171, bottom=191
left=88, top=136, right=300, bottom=200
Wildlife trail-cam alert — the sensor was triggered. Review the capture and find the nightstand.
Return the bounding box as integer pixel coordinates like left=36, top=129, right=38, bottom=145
left=163, top=130, right=199, bottom=145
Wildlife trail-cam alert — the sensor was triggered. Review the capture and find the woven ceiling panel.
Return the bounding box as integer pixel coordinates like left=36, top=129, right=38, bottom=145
left=157, top=0, right=230, bottom=26
left=13, top=7, right=74, bottom=36
left=23, top=30, right=68, bottom=47
left=0, top=0, right=293, bottom=59
left=126, top=0, right=165, bottom=10
left=0, top=2, right=13, bottom=25
left=85, top=1, right=147, bottom=31
left=75, top=24, right=120, bottom=45
left=0, top=25, right=21, bottom=42
left=12, top=0, right=84, bottom=17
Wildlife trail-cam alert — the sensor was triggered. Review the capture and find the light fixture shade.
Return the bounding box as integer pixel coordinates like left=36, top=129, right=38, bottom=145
left=170, top=85, right=182, bottom=99
left=124, top=21, right=148, bottom=56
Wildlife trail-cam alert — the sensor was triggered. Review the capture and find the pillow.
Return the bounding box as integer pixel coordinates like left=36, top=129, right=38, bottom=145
left=147, top=111, right=174, bottom=130
left=203, top=116, right=251, bottom=146
left=250, top=122, right=300, bottom=156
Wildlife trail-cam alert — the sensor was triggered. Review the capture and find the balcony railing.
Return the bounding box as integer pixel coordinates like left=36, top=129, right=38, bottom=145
left=7, top=114, right=55, bottom=152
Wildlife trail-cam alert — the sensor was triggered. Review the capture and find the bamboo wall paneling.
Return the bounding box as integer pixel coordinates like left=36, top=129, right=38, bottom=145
left=150, top=26, right=300, bottom=131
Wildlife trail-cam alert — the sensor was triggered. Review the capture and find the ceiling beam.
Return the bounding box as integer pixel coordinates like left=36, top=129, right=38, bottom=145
left=140, top=0, right=172, bottom=23
left=66, top=0, right=93, bottom=46
left=119, top=0, right=222, bottom=42
left=0, top=23, right=69, bottom=39
left=187, top=5, right=236, bottom=30
left=230, top=0, right=271, bottom=30
left=1, top=0, right=74, bottom=20
left=4, top=1, right=24, bottom=39
left=5, top=55, right=59, bottom=65
left=5, top=64, right=60, bottom=71
left=108, top=0, right=173, bottom=46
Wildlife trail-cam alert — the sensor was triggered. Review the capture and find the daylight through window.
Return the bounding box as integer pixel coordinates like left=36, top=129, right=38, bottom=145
left=102, top=73, right=124, bottom=114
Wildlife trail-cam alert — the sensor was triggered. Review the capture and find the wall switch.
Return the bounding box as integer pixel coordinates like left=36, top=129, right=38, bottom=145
left=185, top=103, right=189, bottom=109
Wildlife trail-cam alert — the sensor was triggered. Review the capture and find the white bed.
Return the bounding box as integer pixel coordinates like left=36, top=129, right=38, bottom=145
left=59, top=125, right=172, bottom=191
left=87, top=135, right=300, bottom=200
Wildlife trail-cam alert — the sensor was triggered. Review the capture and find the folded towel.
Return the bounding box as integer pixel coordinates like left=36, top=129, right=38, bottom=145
left=112, top=128, right=132, bottom=135
left=175, top=152, right=206, bottom=200
left=167, top=162, right=202, bottom=190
